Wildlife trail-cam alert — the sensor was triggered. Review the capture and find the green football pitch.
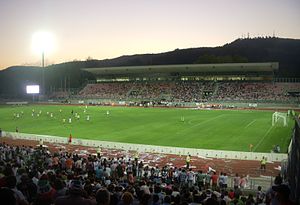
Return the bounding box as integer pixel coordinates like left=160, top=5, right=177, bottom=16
left=0, top=105, right=294, bottom=153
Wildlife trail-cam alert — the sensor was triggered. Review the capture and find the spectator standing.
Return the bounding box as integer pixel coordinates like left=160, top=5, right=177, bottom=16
left=260, top=156, right=267, bottom=172
left=223, top=173, right=228, bottom=189
left=187, top=168, right=195, bottom=187
left=96, top=188, right=110, bottom=205
left=5, top=175, right=29, bottom=205
left=119, top=192, right=134, bottom=205
left=35, top=174, right=56, bottom=205
left=17, top=174, right=37, bottom=204
left=179, top=169, right=187, bottom=188
left=196, top=170, right=205, bottom=189
left=218, top=172, right=224, bottom=188
left=186, top=155, right=191, bottom=169
left=239, top=175, right=248, bottom=189
left=65, top=156, right=74, bottom=171
left=211, top=172, right=218, bottom=190
left=0, top=187, right=17, bottom=205
left=256, top=186, right=265, bottom=204
left=205, top=171, right=211, bottom=189
left=265, top=175, right=282, bottom=205
left=233, top=173, right=240, bottom=189
left=272, top=184, right=296, bottom=205
left=55, top=180, right=94, bottom=205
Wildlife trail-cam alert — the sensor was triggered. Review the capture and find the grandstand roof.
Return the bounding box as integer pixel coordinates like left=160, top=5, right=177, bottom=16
left=82, top=62, right=278, bottom=75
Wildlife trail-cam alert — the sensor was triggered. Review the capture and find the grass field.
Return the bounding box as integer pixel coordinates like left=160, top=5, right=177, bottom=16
left=0, top=105, right=294, bottom=153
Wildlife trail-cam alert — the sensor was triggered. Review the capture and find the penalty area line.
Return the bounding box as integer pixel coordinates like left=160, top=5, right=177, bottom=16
left=253, top=126, right=273, bottom=152
left=245, top=119, right=256, bottom=128
left=176, top=114, right=225, bottom=135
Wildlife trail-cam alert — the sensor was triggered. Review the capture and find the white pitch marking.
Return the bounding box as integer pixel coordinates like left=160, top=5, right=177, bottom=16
left=245, top=119, right=256, bottom=128
left=253, top=126, right=273, bottom=151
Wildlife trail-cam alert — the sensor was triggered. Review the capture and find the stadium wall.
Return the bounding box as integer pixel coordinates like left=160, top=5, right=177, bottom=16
left=3, top=131, right=287, bottom=162
left=286, top=118, right=300, bottom=204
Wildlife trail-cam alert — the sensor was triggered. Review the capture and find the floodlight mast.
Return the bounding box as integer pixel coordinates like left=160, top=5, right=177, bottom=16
left=42, top=51, right=45, bottom=95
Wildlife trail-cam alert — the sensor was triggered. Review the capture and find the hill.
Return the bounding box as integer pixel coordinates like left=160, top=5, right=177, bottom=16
left=0, top=37, right=299, bottom=97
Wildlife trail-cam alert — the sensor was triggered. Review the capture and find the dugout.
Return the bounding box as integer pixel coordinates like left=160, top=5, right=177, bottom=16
left=82, top=62, right=278, bottom=82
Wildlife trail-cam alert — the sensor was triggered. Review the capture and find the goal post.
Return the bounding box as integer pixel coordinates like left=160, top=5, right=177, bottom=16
left=272, top=112, right=287, bottom=126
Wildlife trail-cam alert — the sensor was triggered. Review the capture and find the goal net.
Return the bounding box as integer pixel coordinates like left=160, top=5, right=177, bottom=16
left=272, top=112, right=287, bottom=126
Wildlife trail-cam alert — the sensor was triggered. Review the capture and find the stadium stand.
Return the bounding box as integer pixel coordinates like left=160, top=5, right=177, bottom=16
left=0, top=139, right=297, bottom=205
left=68, top=63, right=299, bottom=105
left=76, top=81, right=300, bottom=103
left=48, top=91, right=70, bottom=99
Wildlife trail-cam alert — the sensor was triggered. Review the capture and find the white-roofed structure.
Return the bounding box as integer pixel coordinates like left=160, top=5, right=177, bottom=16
left=82, top=62, right=278, bottom=82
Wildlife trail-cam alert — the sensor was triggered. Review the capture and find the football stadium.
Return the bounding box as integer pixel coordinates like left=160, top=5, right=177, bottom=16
left=1, top=1, right=300, bottom=204
left=1, top=59, right=300, bottom=198
left=1, top=62, right=297, bottom=154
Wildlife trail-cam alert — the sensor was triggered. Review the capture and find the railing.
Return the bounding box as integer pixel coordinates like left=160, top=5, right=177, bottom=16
left=2, top=131, right=287, bottom=162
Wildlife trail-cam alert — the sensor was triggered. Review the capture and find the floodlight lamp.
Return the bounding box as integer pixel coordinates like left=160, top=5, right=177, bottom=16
left=32, top=31, right=55, bottom=54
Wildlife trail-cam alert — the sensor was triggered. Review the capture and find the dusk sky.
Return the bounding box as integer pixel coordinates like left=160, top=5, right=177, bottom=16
left=0, top=0, right=299, bottom=70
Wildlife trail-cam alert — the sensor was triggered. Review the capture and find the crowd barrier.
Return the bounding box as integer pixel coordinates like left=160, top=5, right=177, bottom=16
left=3, top=131, right=287, bottom=162
left=5, top=101, right=28, bottom=105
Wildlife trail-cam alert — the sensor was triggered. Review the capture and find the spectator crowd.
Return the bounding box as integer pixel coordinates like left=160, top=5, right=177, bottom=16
left=0, top=142, right=296, bottom=205
left=75, top=82, right=300, bottom=103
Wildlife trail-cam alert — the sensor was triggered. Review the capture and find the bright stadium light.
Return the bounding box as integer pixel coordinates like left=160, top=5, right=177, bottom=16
left=32, top=31, right=55, bottom=54
left=32, top=31, right=55, bottom=95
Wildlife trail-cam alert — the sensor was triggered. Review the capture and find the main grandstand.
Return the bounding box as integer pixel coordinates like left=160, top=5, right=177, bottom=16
left=73, top=62, right=299, bottom=105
